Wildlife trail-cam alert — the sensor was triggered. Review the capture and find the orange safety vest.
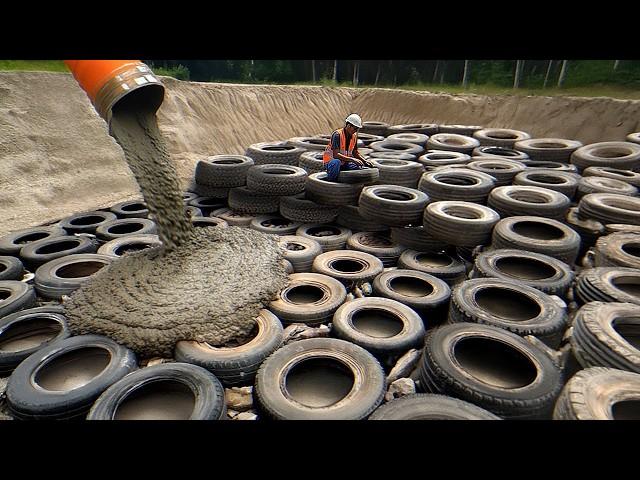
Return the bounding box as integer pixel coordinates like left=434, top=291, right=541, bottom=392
left=323, top=128, right=358, bottom=164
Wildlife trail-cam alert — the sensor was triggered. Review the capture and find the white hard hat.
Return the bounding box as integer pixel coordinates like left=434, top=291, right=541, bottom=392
left=345, top=113, right=362, bottom=129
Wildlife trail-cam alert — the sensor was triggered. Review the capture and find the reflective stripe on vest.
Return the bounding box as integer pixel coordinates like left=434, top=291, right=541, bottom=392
left=323, top=128, right=358, bottom=164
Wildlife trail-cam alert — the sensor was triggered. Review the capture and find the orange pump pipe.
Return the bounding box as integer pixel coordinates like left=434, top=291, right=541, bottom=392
left=64, top=60, right=164, bottom=123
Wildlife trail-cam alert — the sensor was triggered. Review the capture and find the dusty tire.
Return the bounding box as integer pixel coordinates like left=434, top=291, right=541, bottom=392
left=228, top=186, right=280, bottom=214
left=174, top=309, right=284, bottom=387
left=390, top=226, right=448, bottom=252
left=195, top=154, right=254, bottom=188
left=298, top=151, right=325, bottom=174
left=332, top=297, right=425, bottom=356
left=361, top=121, right=390, bottom=136
left=335, top=205, right=389, bottom=233
left=59, top=210, right=118, bottom=234
left=109, top=200, right=149, bottom=219
left=246, top=164, right=307, bottom=196
left=188, top=181, right=230, bottom=199
left=426, top=134, right=480, bottom=154
left=370, top=140, right=424, bottom=156
left=487, top=185, right=571, bottom=220
left=577, top=176, right=638, bottom=198
left=0, top=305, right=69, bottom=376
left=473, top=128, right=531, bottom=148
left=249, top=215, right=301, bottom=235
left=418, top=169, right=496, bottom=204
left=594, top=232, right=640, bottom=269
left=388, top=123, right=438, bottom=136
left=87, top=362, right=227, bottom=420
left=565, top=207, right=605, bottom=258
left=491, top=216, right=581, bottom=265
left=312, top=250, right=384, bottom=285
left=187, top=197, right=227, bottom=217
left=346, top=231, right=406, bottom=267
left=280, top=194, right=339, bottom=224
left=449, top=278, right=568, bottom=348
left=424, top=201, right=500, bottom=248
left=191, top=216, right=229, bottom=229
left=571, top=141, right=640, bottom=172
left=417, top=151, right=472, bottom=168
left=245, top=141, right=304, bottom=166
left=578, top=193, right=640, bottom=226
left=359, top=185, right=430, bottom=227
left=211, top=208, right=255, bottom=227
left=296, top=224, right=352, bottom=252
left=268, top=272, right=347, bottom=325
left=0, top=281, right=37, bottom=318
left=466, top=158, right=526, bottom=186
left=0, top=226, right=68, bottom=256
left=523, top=160, right=578, bottom=173
left=397, top=249, right=466, bottom=285
left=513, top=138, right=583, bottom=162
left=286, top=136, right=330, bottom=151
left=472, top=146, right=530, bottom=162
left=97, top=234, right=162, bottom=257
left=337, top=167, right=380, bottom=185
left=6, top=334, right=137, bottom=420
left=19, top=235, right=99, bottom=270
left=277, top=235, right=323, bottom=272
left=513, top=169, right=579, bottom=198
left=574, top=267, right=640, bottom=306
left=0, top=256, right=24, bottom=281
left=418, top=323, right=563, bottom=419
left=438, top=125, right=483, bottom=136
left=553, top=367, right=640, bottom=420
left=386, top=132, right=430, bottom=146
left=472, top=248, right=574, bottom=297
left=94, top=218, right=157, bottom=241
left=369, top=151, right=419, bottom=162
left=583, top=166, right=640, bottom=187
left=306, top=172, right=365, bottom=206
left=254, top=337, right=385, bottom=420
left=368, top=159, right=424, bottom=188
left=34, top=253, right=114, bottom=300
left=368, top=393, right=501, bottom=420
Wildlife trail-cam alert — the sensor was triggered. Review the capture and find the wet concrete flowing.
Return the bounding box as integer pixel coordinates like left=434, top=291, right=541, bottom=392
left=64, top=98, right=289, bottom=357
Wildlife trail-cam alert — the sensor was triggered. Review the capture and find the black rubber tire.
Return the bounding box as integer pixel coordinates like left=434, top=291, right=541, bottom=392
left=390, top=226, right=448, bottom=252
left=574, top=267, right=640, bottom=306
left=398, top=249, right=466, bottom=285
left=423, top=201, right=500, bottom=248
left=513, top=169, right=579, bottom=199
left=418, top=323, right=563, bottom=419
left=109, top=200, right=149, bottom=219
left=513, top=138, right=583, bottom=162
left=195, top=155, right=254, bottom=187
left=269, top=272, right=347, bottom=325
left=355, top=133, right=385, bottom=146
left=594, top=232, right=640, bottom=269
left=182, top=191, right=199, bottom=204
left=187, top=197, right=227, bottom=217
left=346, top=231, right=406, bottom=267
left=254, top=337, right=385, bottom=420
left=361, top=121, right=390, bottom=136
left=583, top=166, right=640, bottom=187
left=97, top=234, right=162, bottom=257
left=332, top=297, right=425, bottom=356
left=0, top=305, right=69, bottom=376
left=578, top=193, right=640, bottom=226
left=19, top=235, right=99, bottom=270
left=491, top=216, right=581, bottom=265
left=627, top=133, right=640, bottom=145
left=426, top=134, right=480, bottom=154
left=298, top=151, right=325, bottom=175
left=0, top=226, right=68, bottom=256
left=305, top=172, right=365, bottom=207
left=228, top=186, right=280, bottom=214
left=388, top=123, right=438, bottom=136
left=565, top=207, right=605, bottom=257
left=604, top=223, right=640, bottom=234
left=570, top=302, right=640, bottom=373
left=370, top=140, right=424, bottom=156
left=523, top=161, right=579, bottom=173
left=570, top=141, right=640, bottom=172
left=191, top=216, right=229, bottom=229
left=359, top=185, right=430, bottom=227
left=0, top=281, right=37, bottom=318
left=369, top=151, right=418, bottom=162
left=368, top=393, right=501, bottom=420
left=187, top=182, right=230, bottom=199
left=87, top=362, right=227, bottom=420
left=449, top=278, right=568, bottom=348
left=34, top=253, right=114, bottom=300
left=246, top=164, right=307, bottom=196
left=0, top=256, right=24, bottom=281
left=280, top=194, right=339, bottom=224
left=472, top=248, right=574, bottom=297
left=372, top=269, right=451, bottom=319
left=287, top=136, right=329, bottom=151
left=335, top=205, right=389, bottom=233
left=312, top=250, right=384, bottom=285
left=487, top=185, right=571, bottom=221
left=94, top=218, right=157, bottom=241
left=471, top=146, right=530, bottom=162
left=386, top=132, right=430, bottom=146
left=337, top=167, right=380, bottom=185
left=577, top=175, right=638, bottom=199
left=417, top=151, right=472, bottom=168
left=6, top=334, right=137, bottom=420
left=59, top=210, right=118, bottom=234
left=296, top=224, right=352, bottom=252
left=249, top=215, right=301, bottom=235
left=245, top=141, right=304, bottom=166
left=466, top=158, right=526, bottom=186
left=418, top=168, right=496, bottom=204
left=368, top=159, right=424, bottom=188
left=438, top=125, right=483, bottom=136
left=553, top=367, right=640, bottom=420
left=277, top=235, right=323, bottom=273
left=211, top=208, right=255, bottom=227
left=473, top=128, right=531, bottom=148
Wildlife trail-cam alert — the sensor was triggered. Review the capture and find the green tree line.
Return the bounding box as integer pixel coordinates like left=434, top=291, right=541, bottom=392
left=146, top=60, right=640, bottom=88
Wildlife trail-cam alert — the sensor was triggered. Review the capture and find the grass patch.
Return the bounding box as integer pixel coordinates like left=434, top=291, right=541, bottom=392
left=0, top=60, right=68, bottom=73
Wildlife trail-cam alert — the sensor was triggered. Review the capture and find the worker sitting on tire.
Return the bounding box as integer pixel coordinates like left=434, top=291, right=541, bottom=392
left=323, top=113, right=373, bottom=181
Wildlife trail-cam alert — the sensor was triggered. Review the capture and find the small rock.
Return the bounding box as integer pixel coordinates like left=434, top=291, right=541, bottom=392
left=384, top=378, right=416, bottom=402
left=386, top=349, right=422, bottom=386
left=353, top=286, right=364, bottom=298
left=282, top=323, right=331, bottom=345
left=360, top=282, right=372, bottom=296
left=145, top=357, right=174, bottom=367
left=225, top=386, right=253, bottom=412
left=345, top=293, right=356, bottom=302
left=226, top=409, right=239, bottom=419
left=235, top=411, right=258, bottom=421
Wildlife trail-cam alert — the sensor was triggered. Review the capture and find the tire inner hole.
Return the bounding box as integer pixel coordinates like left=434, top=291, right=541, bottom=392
left=611, top=399, right=640, bottom=420
left=114, top=380, right=196, bottom=420
left=494, top=257, right=557, bottom=281
left=612, top=318, right=640, bottom=351
left=35, top=239, right=81, bottom=255
left=437, top=175, right=479, bottom=186
left=330, top=259, right=367, bottom=273
left=415, top=252, right=453, bottom=267
left=475, top=287, right=541, bottom=321
left=69, top=215, right=107, bottom=226
left=612, top=276, right=640, bottom=299
left=0, top=317, right=62, bottom=352
left=55, top=261, right=108, bottom=279
left=285, top=357, right=355, bottom=408
left=286, top=285, right=325, bottom=304
left=351, top=308, right=404, bottom=338
left=389, top=276, right=434, bottom=297
left=512, top=221, right=564, bottom=240
left=15, top=232, right=50, bottom=244
left=107, top=223, right=145, bottom=235
left=121, top=203, right=146, bottom=212
left=35, top=347, right=111, bottom=391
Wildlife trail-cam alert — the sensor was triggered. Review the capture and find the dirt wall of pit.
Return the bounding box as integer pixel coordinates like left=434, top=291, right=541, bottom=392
left=1, top=71, right=639, bottom=236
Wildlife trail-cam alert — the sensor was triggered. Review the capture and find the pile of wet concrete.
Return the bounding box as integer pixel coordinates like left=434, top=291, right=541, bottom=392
left=2, top=121, right=640, bottom=420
